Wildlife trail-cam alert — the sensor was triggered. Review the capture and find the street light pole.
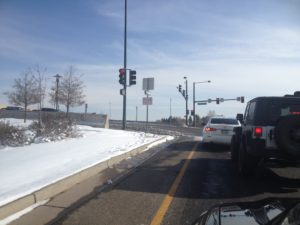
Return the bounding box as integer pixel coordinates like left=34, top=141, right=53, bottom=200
left=193, top=82, right=195, bottom=127
left=193, top=80, right=211, bottom=127
left=54, top=74, right=62, bottom=111
left=122, top=0, right=127, bottom=130
left=184, top=77, right=188, bottom=126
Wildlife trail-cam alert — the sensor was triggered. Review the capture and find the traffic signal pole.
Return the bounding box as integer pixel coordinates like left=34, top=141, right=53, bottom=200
left=122, top=0, right=127, bottom=130
left=192, top=80, right=211, bottom=127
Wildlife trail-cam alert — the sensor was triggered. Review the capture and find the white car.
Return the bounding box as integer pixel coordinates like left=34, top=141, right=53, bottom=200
left=202, top=117, right=241, bottom=145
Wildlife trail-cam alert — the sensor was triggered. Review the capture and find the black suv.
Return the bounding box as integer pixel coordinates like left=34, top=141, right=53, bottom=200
left=231, top=92, right=300, bottom=177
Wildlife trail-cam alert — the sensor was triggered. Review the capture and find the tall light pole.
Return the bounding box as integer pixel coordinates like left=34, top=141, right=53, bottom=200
left=54, top=74, right=62, bottom=111
left=184, top=77, right=188, bottom=126
left=193, top=80, right=211, bottom=127
left=122, top=0, right=127, bottom=130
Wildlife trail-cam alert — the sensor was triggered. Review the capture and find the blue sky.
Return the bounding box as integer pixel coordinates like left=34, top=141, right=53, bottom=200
left=1, top=0, right=300, bottom=120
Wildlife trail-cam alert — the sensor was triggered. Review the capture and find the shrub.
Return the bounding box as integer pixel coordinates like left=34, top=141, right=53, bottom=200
left=30, top=113, right=81, bottom=142
left=0, top=121, right=27, bottom=147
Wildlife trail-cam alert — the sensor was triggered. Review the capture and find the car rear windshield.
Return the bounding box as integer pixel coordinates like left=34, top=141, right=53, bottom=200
left=210, top=118, right=239, bottom=125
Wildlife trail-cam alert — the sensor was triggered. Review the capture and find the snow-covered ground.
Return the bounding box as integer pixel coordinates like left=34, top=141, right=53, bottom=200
left=0, top=119, right=168, bottom=207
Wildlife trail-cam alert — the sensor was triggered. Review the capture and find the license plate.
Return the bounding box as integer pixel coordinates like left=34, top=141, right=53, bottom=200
left=221, top=130, right=229, bottom=134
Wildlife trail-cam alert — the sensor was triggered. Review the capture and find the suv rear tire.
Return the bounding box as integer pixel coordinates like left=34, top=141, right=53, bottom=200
left=230, top=135, right=239, bottom=163
left=238, top=142, right=259, bottom=177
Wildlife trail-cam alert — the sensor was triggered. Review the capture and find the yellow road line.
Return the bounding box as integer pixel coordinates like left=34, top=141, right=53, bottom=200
left=150, top=142, right=199, bottom=225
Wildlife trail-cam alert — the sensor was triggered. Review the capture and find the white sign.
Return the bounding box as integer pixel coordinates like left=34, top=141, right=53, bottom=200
left=143, top=78, right=154, bottom=91
left=143, top=97, right=153, bottom=105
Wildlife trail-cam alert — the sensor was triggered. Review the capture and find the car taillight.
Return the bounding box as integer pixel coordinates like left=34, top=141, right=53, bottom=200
left=254, top=127, right=263, bottom=137
left=205, top=127, right=217, bottom=132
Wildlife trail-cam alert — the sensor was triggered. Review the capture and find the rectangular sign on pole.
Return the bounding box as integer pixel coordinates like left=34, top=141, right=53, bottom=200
left=143, top=78, right=154, bottom=91
left=143, top=97, right=153, bottom=105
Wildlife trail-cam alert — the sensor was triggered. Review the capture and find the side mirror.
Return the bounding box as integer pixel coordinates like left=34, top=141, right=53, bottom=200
left=236, top=113, right=243, bottom=123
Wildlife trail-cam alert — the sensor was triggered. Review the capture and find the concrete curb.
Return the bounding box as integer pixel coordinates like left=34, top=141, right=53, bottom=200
left=0, top=136, right=168, bottom=221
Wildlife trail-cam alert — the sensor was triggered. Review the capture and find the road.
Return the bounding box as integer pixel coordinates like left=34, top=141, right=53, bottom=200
left=51, top=137, right=300, bottom=225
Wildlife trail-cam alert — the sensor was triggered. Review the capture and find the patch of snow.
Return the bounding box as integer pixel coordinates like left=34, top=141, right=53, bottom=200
left=0, top=118, right=35, bottom=128
left=0, top=121, right=167, bottom=207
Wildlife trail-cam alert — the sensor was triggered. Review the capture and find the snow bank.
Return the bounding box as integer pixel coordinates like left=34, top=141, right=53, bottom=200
left=0, top=122, right=163, bottom=207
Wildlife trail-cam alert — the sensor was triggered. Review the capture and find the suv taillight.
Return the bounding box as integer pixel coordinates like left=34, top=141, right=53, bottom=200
left=254, top=127, right=263, bottom=137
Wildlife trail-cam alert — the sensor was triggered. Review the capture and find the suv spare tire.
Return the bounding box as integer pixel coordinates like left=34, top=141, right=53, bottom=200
left=274, top=115, right=300, bottom=157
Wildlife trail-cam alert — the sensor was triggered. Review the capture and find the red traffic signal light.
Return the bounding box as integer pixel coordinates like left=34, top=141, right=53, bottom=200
left=216, top=98, right=220, bottom=104
left=241, top=96, right=244, bottom=103
left=119, top=68, right=126, bottom=85
left=119, top=68, right=125, bottom=75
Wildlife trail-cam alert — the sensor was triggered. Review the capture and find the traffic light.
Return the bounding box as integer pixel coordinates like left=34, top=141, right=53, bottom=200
left=241, top=96, right=245, bottom=103
left=178, top=85, right=182, bottom=92
left=216, top=98, right=220, bottom=104
left=182, top=90, right=186, bottom=97
left=119, top=68, right=125, bottom=85
left=129, top=70, right=136, bottom=86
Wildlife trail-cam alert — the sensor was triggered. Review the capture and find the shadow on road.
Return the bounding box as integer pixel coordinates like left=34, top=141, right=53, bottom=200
left=111, top=140, right=300, bottom=200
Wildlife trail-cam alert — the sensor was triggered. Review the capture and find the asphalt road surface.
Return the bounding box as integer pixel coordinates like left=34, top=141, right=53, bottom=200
left=53, top=137, right=300, bottom=225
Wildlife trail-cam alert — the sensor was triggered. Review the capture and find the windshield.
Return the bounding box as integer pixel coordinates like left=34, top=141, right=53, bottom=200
left=0, top=1, right=300, bottom=225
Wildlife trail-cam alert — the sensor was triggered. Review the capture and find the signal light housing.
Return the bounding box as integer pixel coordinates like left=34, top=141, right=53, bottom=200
left=178, top=85, right=182, bottom=92
left=241, top=96, right=245, bottom=103
left=129, top=70, right=136, bottom=86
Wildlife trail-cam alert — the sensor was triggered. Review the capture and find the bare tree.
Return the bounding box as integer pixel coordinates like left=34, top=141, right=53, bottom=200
left=50, top=66, right=85, bottom=115
left=32, top=65, right=47, bottom=125
left=4, top=70, right=39, bottom=122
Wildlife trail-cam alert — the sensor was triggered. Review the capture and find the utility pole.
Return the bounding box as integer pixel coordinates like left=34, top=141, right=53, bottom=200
left=54, top=74, right=62, bottom=111
left=122, top=0, right=127, bottom=130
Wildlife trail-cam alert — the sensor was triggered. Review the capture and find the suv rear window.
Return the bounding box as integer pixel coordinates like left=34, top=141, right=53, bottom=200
left=210, top=118, right=239, bottom=125
left=269, top=101, right=300, bottom=125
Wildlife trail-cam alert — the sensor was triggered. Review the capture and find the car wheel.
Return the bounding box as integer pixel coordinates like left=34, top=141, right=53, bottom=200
left=274, top=115, right=300, bottom=157
left=238, top=142, right=258, bottom=177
